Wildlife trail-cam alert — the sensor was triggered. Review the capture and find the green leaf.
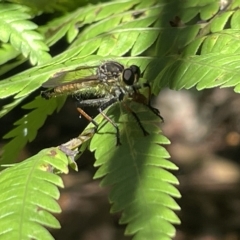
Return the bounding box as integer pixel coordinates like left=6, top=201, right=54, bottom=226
left=0, top=97, right=24, bottom=118
left=201, top=29, right=240, bottom=54
left=199, top=1, right=220, bottom=20
left=0, top=56, right=26, bottom=77
left=0, top=43, right=20, bottom=65
left=6, top=0, right=68, bottom=14
left=210, top=11, right=234, bottom=32
left=90, top=100, right=181, bottom=239
left=1, top=96, right=66, bottom=164
left=3, top=0, right=238, bottom=102
left=0, top=3, right=51, bottom=65
left=149, top=53, right=240, bottom=93
left=0, top=147, right=69, bottom=239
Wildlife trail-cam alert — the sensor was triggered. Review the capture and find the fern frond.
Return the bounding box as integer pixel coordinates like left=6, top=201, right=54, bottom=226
left=3, top=0, right=238, bottom=100
left=0, top=98, right=24, bottom=118
left=0, top=56, right=26, bottom=77
left=0, top=3, right=51, bottom=65
left=184, top=8, right=240, bottom=55
left=90, top=100, right=181, bottom=239
left=9, top=0, right=99, bottom=13
left=148, top=53, right=240, bottom=94
left=0, top=147, right=68, bottom=239
left=0, top=43, right=20, bottom=65
left=1, top=96, right=65, bottom=164
left=40, top=0, right=158, bottom=47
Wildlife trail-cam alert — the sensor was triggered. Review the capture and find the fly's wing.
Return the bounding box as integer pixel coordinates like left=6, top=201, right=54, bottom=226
left=42, top=66, right=99, bottom=88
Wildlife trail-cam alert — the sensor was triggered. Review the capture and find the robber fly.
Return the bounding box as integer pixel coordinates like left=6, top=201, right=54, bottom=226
left=41, top=61, right=137, bottom=98
left=41, top=61, right=162, bottom=145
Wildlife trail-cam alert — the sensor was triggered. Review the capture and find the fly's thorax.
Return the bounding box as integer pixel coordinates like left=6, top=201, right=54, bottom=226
left=97, top=61, right=124, bottom=81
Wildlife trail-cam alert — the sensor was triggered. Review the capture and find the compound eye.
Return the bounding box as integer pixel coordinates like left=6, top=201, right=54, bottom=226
left=129, top=65, right=141, bottom=80
left=122, top=69, right=135, bottom=85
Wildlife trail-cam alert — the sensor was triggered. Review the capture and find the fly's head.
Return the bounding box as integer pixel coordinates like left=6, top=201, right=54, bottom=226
left=121, top=65, right=141, bottom=86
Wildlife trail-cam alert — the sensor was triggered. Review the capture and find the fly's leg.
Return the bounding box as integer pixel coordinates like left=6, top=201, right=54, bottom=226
left=122, top=102, right=149, bottom=136
left=98, top=110, right=120, bottom=146
left=75, top=97, right=112, bottom=131
left=76, top=107, right=99, bottom=130
left=98, top=96, right=121, bottom=146
left=133, top=83, right=164, bottom=122
left=76, top=96, right=121, bottom=146
left=146, top=104, right=164, bottom=122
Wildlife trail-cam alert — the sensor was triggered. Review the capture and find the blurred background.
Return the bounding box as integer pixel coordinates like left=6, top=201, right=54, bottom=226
left=1, top=87, right=240, bottom=240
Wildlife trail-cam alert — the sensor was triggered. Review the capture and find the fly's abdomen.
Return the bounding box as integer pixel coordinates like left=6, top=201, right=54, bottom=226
left=74, top=87, right=106, bottom=100
left=41, top=83, right=84, bottom=99
left=41, top=81, right=104, bottom=99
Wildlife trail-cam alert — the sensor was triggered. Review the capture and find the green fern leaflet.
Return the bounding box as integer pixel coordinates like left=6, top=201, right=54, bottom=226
left=90, top=100, right=181, bottom=239
left=0, top=148, right=69, bottom=240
